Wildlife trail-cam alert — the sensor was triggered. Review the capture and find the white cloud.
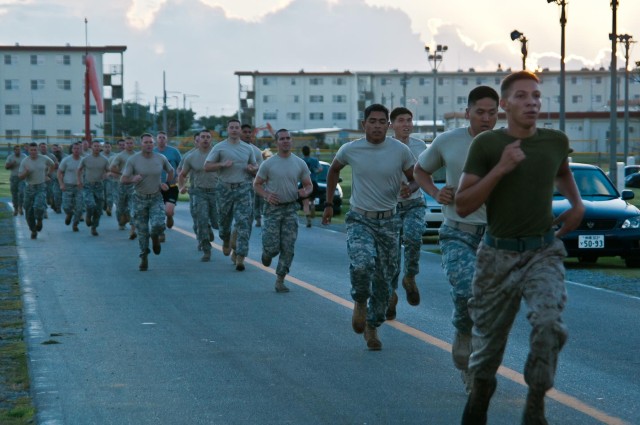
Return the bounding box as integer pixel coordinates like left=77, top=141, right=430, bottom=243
left=126, top=0, right=167, bottom=29
left=198, top=0, right=291, bottom=21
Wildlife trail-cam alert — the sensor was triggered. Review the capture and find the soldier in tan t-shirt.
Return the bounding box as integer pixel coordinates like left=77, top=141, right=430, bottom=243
left=18, top=142, right=55, bottom=239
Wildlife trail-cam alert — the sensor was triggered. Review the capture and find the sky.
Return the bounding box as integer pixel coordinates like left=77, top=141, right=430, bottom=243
left=1, top=0, right=640, bottom=119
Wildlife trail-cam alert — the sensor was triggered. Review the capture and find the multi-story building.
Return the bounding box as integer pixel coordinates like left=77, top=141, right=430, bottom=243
left=236, top=68, right=640, bottom=153
left=0, top=44, right=126, bottom=144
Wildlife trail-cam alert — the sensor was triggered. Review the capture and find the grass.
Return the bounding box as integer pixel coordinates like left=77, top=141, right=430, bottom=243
left=0, top=160, right=10, bottom=199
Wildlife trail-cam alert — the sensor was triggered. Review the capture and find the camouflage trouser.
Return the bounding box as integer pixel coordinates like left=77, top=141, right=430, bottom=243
left=9, top=175, right=25, bottom=211
left=262, top=202, right=299, bottom=277
left=104, top=178, right=117, bottom=211
left=252, top=188, right=264, bottom=220
left=217, top=183, right=253, bottom=257
left=188, top=189, right=197, bottom=233
left=62, top=185, right=84, bottom=225
left=24, top=183, right=47, bottom=231
left=133, top=192, right=166, bottom=256
left=193, top=188, right=219, bottom=253
left=439, top=224, right=483, bottom=334
left=468, top=238, right=568, bottom=392
left=117, top=183, right=135, bottom=222
left=346, top=210, right=401, bottom=327
left=83, top=182, right=105, bottom=228
left=50, top=178, right=62, bottom=211
left=392, top=198, right=426, bottom=290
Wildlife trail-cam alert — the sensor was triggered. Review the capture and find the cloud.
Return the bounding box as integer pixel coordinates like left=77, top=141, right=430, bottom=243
left=126, top=0, right=168, bottom=29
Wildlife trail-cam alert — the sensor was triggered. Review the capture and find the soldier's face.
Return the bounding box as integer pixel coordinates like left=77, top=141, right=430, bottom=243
left=141, top=136, right=154, bottom=152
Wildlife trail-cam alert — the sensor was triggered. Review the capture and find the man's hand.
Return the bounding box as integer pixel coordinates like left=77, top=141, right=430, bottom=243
left=435, top=186, right=455, bottom=205
left=322, top=206, right=334, bottom=224
left=553, top=204, right=585, bottom=237
left=497, top=139, right=526, bottom=175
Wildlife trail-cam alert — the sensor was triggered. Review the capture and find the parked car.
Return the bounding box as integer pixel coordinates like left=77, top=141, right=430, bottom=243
left=421, top=168, right=447, bottom=236
left=625, top=172, right=640, bottom=189
left=624, top=165, right=640, bottom=177
left=301, top=160, right=343, bottom=215
left=552, top=163, right=640, bottom=267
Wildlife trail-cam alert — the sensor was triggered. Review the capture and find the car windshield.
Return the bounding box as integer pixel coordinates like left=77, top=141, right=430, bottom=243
left=318, top=163, right=329, bottom=182
left=555, top=168, right=618, bottom=198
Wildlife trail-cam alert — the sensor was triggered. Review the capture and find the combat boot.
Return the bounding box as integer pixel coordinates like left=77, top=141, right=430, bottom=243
left=235, top=255, right=245, bottom=271
left=139, top=255, right=148, bottom=271
left=461, top=377, right=497, bottom=425
left=452, top=330, right=472, bottom=370
left=230, top=229, right=238, bottom=250
left=222, top=239, right=231, bottom=256
left=364, top=324, right=382, bottom=350
left=402, top=275, right=420, bottom=306
left=261, top=252, right=272, bottom=267
left=151, top=234, right=161, bottom=255
left=275, top=275, right=289, bottom=293
left=201, top=250, right=211, bottom=262
left=522, top=389, right=548, bottom=425
left=386, top=290, right=398, bottom=320
left=352, top=301, right=367, bottom=334
left=65, top=213, right=72, bottom=226
left=306, top=215, right=312, bottom=228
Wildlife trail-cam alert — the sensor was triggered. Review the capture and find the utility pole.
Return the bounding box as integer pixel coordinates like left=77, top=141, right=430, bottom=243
left=609, top=1, right=618, bottom=185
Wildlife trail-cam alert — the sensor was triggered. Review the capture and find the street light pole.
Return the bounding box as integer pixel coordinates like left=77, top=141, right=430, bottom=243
left=547, top=0, right=567, bottom=132
left=425, top=44, right=448, bottom=140
left=510, top=30, right=528, bottom=70
left=617, top=34, right=634, bottom=163
left=609, top=1, right=618, bottom=186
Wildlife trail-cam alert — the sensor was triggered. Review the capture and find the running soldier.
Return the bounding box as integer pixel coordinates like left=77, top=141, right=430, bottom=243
left=241, top=124, right=265, bottom=227
left=154, top=131, right=182, bottom=232
left=110, top=136, right=137, bottom=239
left=57, top=142, right=85, bottom=232
left=102, top=141, right=117, bottom=216
left=77, top=140, right=110, bottom=236
left=253, top=129, right=312, bottom=293
left=38, top=142, right=60, bottom=215
left=322, top=104, right=417, bottom=350
left=18, top=142, right=55, bottom=239
left=5, top=144, right=26, bottom=216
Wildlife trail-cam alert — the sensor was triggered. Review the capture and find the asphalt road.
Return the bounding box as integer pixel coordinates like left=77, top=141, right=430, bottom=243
left=14, top=203, right=640, bottom=425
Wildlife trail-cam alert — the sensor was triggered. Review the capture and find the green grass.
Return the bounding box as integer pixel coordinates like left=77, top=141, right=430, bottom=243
left=0, top=160, right=10, bottom=199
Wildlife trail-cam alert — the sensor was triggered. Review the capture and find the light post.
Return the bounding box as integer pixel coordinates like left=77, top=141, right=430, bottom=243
left=510, top=30, right=528, bottom=70
left=617, top=34, right=634, bottom=162
left=168, top=94, right=180, bottom=137
left=183, top=93, right=199, bottom=110
left=425, top=44, right=448, bottom=140
left=609, top=0, right=618, bottom=186
left=547, top=0, right=567, bottom=131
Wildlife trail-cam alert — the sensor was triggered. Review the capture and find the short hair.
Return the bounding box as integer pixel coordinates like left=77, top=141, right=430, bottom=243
left=38, top=142, right=47, bottom=146
left=199, top=129, right=211, bottom=135
left=140, top=133, right=153, bottom=140
left=274, top=128, right=289, bottom=140
left=390, top=107, right=413, bottom=122
left=117, top=138, right=125, bottom=144
left=363, top=103, right=389, bottom=121
left=156, top=131, right=167, bottom=136
left=124, top=136, right=135, bottom=143
left=29, top=142, right=38, bottom=148
left=227, top=119, right=241, bottom=127
left=103, top=141, right=112, bottom=145
left=302, top=145, right=311, bottom=156
left=241, top=124, right=252, bottom=131
left=500, top=71, right=539, bottom=98
left=468, top=86, right=499, bottom=107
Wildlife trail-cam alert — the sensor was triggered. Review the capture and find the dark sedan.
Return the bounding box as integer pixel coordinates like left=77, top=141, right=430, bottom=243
left=552, top=163, right=640, bottom=267
left=299, top=161, right=343, bottom=215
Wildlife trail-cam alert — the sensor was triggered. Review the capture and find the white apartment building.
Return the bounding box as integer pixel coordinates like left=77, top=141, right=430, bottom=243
left=0, top=44, right=126, bottom=144
left=236, top=68, right=640, bottom=153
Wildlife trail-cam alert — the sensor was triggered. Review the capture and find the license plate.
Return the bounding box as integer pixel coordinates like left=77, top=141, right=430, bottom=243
left=578, top=235, right=604, bottom=249
left=313, top=198, right=320, bottom=205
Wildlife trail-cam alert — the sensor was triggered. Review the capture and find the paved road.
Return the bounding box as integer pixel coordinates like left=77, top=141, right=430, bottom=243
left=14, top=203, right=639, bottom=424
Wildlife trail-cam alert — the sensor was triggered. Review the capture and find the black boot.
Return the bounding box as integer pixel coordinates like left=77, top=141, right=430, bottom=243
left=461, top=377, right=497, bottom=425
left=522, top=389, right=548, bottom=425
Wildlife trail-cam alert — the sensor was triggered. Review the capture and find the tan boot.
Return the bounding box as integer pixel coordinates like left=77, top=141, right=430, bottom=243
left=139, top=255, right=148, bottom=271
left=275, top=275, right=289, bottom=293
left=386, top=290, right=398, bottom=320
left=201, top=251, right=211, bottom=262
left=364, top=324, right=382, bottom=350
left=222, top=239, right=231, bottom=256
left=235, top=255, right=245, bottom=271
left=452, top=331, right=472, bottom=370
left=230, top=229, right=238, bottom=251
left=402, top=275, right=420, bottom=306
left=352, top=301, right=367, bottom=334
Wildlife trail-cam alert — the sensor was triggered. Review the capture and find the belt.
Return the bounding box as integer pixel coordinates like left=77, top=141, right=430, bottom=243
left=444, top=219, right=486, bottom=236
left=397, top=198, right=425, bottom=209
left=352, top=207, right=396, bottom=219
left=220, top=181, right=248, bottom=189
left=272, top=201, right=297, bottom=207
left=483, top=229, right=555, bottom=252
left=135, top=192, right=161, bottom=199
left=196, top=187, right=217, bottom=193
left=27, top=182, right=46, bottom=188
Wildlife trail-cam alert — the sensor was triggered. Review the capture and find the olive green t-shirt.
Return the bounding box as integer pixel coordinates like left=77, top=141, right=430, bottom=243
left=463, top=128, right=570, bottom=238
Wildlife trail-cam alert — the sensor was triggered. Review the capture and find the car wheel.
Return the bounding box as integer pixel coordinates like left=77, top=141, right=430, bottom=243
left=624, top=256, right=640, bottom=268
left=578, top=255, right=598, bottom=264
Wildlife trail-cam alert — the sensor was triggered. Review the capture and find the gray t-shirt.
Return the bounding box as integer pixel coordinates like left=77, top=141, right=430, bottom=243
left=5, top=153, right=26, bottom=177
left=18, top=155, right=54, bottom=185
left=58, top=156, right=83, bottom=185
left=418, top=126, right=486, bottom=225
left=111, top=150, right=136, bottom=174
left=79, top=154, right=109, bottom=183
left=122, top=152, right=173, bottom=195
left=397, top=136, right=427, bottom=202
left=205, top=139, right=256, bottom=184
left=335, top=137, right=415, bottom=211
left=257, top=154, right=310, bottom=203
left=182, top=148, right=219, bottom=189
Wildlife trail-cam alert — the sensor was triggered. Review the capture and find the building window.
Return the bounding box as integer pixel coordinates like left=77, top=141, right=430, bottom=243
left=288, top=95, right=300, bottom=103
left=594, top=95, right=603, bottom=104
left=290, top=78, right=297, bottom=85
left=571, top=76, right=579, bottom=85
left=31, top=79, right=45, bottom=90
left=30, top=55, right=44, bottom=65
left=286, top=112, right=300, bottom=120
left=332, top=112, right=347, bottom=120
left=263, top=112, right=277, bottom=120
left=422, top=96, right=429, bottom=105
left=461, top=77, right=468, bottom=86
left=57, top=130, right=72, bottom=137
left=438, top=77, right=444, bottom=86
left=56, top=55, right=71, bottom=65
left=5, top=130, right=20, bottom=139
left=380, top=78, right=391, bottom=86
left=57, top=79, right=71, bottom=90
left=495, top=77, right=501, bottom=85
left=262, top=77, right=273, bottom=86
left=32, top=105, right=46, bottom=115
left=56, top=105, right=72, bottom=115
left=309, top=112, right=324, bottom=120
left=4, top=79, right=20, bottom=90
left=309, top=95, right=324, bottom=103
left=5, top=105, right=20, bottom=115
left=82, top=105, right=97, bottom=115
left=595, top=76, right=602, bottom=84
left=333, top=77, right=346, bottom=86
left=4, top=55, right=17, bottom=65
left=309, top=78, right=323, bottom=86
left=571, top=95, right=583, bottom=104
left=332, top=95, right=347, bottom=103
left=419, top=78, right=429, bottom=86
left=438, top=96, right=444, bottom=105
left=262, top=95, right=275, bottom=103
left=476, top=78, right=483, bottom=85
left=31, top=130, right=46, bottom=139
left=457, top=96, right=466, bottom=105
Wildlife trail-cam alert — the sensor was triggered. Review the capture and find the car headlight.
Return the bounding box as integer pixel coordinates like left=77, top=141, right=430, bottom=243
left=622, top=215, right=640, bottom=229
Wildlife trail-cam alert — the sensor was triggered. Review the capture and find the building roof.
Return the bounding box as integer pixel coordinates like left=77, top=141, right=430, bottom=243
left=0, top=44, right=127, bottom=53
left=235, top=70, right=353, bottom=77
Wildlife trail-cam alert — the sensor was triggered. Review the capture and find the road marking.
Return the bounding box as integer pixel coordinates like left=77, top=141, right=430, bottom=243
left=172, top=225, right=629, bottom=425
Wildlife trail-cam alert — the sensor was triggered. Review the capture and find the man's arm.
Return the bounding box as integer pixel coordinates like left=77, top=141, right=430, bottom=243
left=298, top=176, right=313, bottom=199
left=456, top=140, right=525, bottom=217
left=76, top=164, right=85, bottom=189
left=414, top=164, right=454, bottom=205
left=321, top=159, right=345, bottom=224
left=400, top=166, right=419, bottom=198
left=553, top=160, right=585, bottom=237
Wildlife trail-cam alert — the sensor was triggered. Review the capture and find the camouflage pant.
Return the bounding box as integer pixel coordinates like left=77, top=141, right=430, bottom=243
left=24, top=183, right=47, bottom=231
left=346, top=210, right=401, bottom=327
left=439, top=224, right=483, bottom=334
left=117, top=183, right=135, bottom=221
left=104, top=178, right=117, bottom=210
left=133, top=192, right=166, bottom=256
left=392, top=198, right=426, bottom=290
left=9, top=175, right=25, bottom=211
left=252, top=188, right=264, bottom=219
left=468, top=238, right=568, bottom=392
left=193, top=188, right=219, bottom=253
left=62, top=185, right=84, bottom=225
left=217, top=183, right=253, bottom=257
left=83, top=182, right=105, bottom=228
left=262, top=202, right=299, bottom=277
left=50, top=178, right=62, bottom=211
